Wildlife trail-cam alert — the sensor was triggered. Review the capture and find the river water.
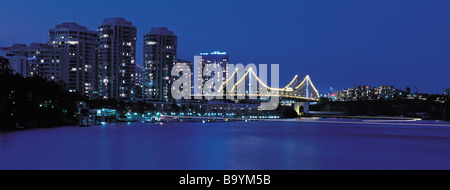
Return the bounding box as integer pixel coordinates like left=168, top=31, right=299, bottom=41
left=1, top=118, right=450, bottom=170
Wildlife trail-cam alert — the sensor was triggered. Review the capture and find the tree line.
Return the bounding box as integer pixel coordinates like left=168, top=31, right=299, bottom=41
left=0, top=73, right=81, bottom=130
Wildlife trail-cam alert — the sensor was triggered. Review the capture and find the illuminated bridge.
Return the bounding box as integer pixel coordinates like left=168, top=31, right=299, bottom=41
left=216, top=68, right=320, bottom=114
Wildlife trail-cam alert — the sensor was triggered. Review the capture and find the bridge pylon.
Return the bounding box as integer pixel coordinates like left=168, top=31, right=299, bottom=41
left=294, top=101, right=309, bottom=116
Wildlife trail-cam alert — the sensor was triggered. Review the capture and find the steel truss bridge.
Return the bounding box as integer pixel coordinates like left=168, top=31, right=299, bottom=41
left=215, top=68, right=320, bottom=101
left=211, top=68, right=320, bottom=114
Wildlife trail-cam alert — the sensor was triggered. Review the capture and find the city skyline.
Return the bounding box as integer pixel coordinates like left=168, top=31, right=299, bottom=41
left=1, top=0, right=450, bottom=94
left=2, top=1, right=450, bottom=173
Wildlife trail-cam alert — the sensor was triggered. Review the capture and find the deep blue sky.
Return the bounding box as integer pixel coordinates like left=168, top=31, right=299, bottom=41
left=1, top=0, right=449, bottom=94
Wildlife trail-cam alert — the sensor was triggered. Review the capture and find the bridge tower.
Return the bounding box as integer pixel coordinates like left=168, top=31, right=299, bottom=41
left=294, top=102, right=309, bottom=115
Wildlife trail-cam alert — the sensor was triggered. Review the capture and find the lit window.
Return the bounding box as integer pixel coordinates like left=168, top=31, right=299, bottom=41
left=67, top=41, right=79, bottom=45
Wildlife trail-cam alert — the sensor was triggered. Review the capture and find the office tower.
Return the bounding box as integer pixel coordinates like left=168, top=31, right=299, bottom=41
left=8, top=43, right=62, bottom=82
left=49, top=22, right=98, bottom=97
left=98, top=18, right=137, bottom=100
left=143, top=27, right=178, bottom=101
left=193, top=51, right=229, bottom=95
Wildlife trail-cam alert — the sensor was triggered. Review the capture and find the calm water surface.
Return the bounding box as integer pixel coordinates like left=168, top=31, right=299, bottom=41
left=1, top=118, right=450, bottom=170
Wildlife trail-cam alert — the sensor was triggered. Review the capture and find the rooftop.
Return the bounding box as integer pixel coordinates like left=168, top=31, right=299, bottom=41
left=199, top=51, right=228, bottom=56
left=52, top=22, right=89, bottom=31
left=149, top=27, right=175, bottom=35
left=102, top=18, right=134, bottom=26
left=9, top=43, right=55, bottom=51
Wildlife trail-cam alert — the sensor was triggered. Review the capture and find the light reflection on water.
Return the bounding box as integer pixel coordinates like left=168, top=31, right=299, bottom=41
left=1, top=119, right=450, bottom=169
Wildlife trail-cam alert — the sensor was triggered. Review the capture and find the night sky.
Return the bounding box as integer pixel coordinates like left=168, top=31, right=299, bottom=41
left=1, top=0, right=449, bottom=94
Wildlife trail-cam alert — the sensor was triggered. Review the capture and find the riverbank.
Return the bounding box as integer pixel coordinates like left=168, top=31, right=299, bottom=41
left=304, top=115, right=421, bottom=121
left=310, top=99, right=450, bottom=121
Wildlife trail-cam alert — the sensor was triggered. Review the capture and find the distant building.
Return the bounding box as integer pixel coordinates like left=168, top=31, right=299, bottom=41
left=327, top=87, right=337, bottom=100
left=175, top=59, right=193, bottom=69
left=444, top=88, right=450, bottom=96
left=0, top=49, right=14, bottom=72
left=49, top=22, right=98, bottom=98
left=336, top=85, right=403, bottom=101
left=7, top=43, right=62, bottom=82
left=0, top=48, right=26, bottom=76
left=337, top=88, right=356, bottom=101
left=336, top=90, right=345, bottom=100
left=174, top=59, right=193, bottom=97
left=0, top=55, right=8, bottom=72
left=98, top=18, right=137, bottom=100
left=175, top=58, right=193, bottom=81
left=354, top=85, right=372, bottom=100
left=375, top=86, right=395, bottom=99
left=143, top=27, right=178, bottom=101
left=193, top=51, right=229, bottom=95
